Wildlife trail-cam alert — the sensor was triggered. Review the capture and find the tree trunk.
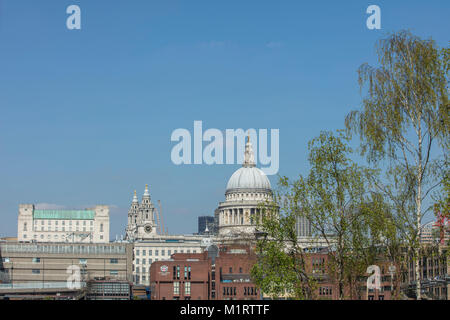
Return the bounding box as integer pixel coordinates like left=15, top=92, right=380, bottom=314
left=415, top=123, right=423, bottom=300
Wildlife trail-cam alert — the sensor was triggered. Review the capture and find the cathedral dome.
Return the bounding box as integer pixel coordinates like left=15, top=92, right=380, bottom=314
left=225, top=136, right=271, bottom=194
left=226, top=167, right=271, bottom=192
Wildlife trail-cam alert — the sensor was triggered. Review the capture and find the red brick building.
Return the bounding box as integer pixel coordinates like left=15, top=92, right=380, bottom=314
left=149, top=245, right=260, bottom=300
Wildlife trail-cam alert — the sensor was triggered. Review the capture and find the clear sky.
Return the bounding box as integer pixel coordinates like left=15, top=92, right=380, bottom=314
left=0, top=0, right=449, bottom=238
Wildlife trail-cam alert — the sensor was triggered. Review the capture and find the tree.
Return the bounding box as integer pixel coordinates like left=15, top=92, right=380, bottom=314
left=345, top=31, right=449, bottom=299
left=293, top=130, right=383, bottom=299
left=250, top=194, right=317, bottom=300
left=252, top=130, right=384, bottom=300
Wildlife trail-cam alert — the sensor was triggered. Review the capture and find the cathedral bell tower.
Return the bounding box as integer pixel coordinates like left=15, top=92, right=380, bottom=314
left=125, top=184, right=157, bottom=241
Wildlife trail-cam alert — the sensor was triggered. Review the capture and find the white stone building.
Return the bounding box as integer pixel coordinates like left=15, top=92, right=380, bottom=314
left=17, top=204, right=110, bottom=243
left=123, top=185, right=209, bottom=286
left=216, top=136, right=275, bottom=237
left=125, top=185, right=158, bottom=241
left=131, top=235, right=209, bottom=286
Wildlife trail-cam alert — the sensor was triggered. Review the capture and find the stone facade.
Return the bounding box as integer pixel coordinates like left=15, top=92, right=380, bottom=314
left=217, top=136, right=275, bottom=237
left=0, top=241, right=133, bottom=284
left=125, top=185, right=158, bottom=241
left=17, top=204, right=109, bottom=243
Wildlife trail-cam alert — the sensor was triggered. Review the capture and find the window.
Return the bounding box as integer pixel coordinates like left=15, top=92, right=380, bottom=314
left=55, top=221, right=59, bottom=225
left=100, top=224, right=104, bottom=232
left=23, top=223, right=27, bottom=231
left=79, top=259, right=87, bottom=265
left=136, top=267, right=140, bottom=274
left=32, top=257, right=41, bottom=263
left=185, top=282, right=191, bottom=295
left=110, top=270, right=118, bottom=275
left=174, top=282, right=180, bottom=295
left=136, top=250, right=140, bottom=256
left=168, top=250, right=171, bottom=256
left=161, top=250, right=165, bottom=256
left=143, top=259, right=146, bottom=265
left=155, top=250, right=159, bottom=256
left=142, top=275, right=146, bottom=281
left=136, top=259, right=140, bottom=264
left=2, top=258, right=10, bottom=263
left=32, top=269, right=41, bottom=274
left=149, top=250, right=152, bottom=256
left=142, top=250, right=146, bottom=256
left=229, top=267, right=232, bottom=273
left=239, top=267, right=243, bottom=273
left=83, top=221, right=86, bottom=226
left=110, top=258, right=118, bottom=264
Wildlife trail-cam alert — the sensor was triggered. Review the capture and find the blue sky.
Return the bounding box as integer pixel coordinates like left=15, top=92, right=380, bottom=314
left=0, top=0, right=449, bottom=237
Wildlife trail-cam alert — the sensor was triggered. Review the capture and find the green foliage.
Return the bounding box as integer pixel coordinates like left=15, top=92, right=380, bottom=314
left=345, top=30, right=449, bottom=299
left=252, top=130, right=389, bottom=300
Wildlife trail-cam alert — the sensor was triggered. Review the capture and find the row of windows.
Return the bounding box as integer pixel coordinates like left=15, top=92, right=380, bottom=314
left=173, top=282, right=191, bottom=295
left=4, top=257, right=119, bottom=265
left=135, top=249, right=197, bottom=256
left=22, top=233, right=103, bottom=241
left=223, top=287, right=237, bottom=296
left=0, top=243, right=125, bottom=255
left=172, top=265, right=191, bottom=280
left=32, top=226, right=94, bottom=232
left=24, top=221, right=103, bottom=232
left=30, top=269, right=119, bottom=275
left=244, top=287, right=257, bottom=296
left=135, top=258, right=156, bottom=265
left=222, top=287, right=257, bottom=296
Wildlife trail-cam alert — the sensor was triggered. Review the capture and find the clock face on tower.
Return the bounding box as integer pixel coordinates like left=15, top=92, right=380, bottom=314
left=144, top=224, right=152, bottom=233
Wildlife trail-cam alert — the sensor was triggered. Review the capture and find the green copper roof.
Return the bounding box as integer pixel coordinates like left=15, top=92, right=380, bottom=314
left=33, top=210, right=95, bottom=220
